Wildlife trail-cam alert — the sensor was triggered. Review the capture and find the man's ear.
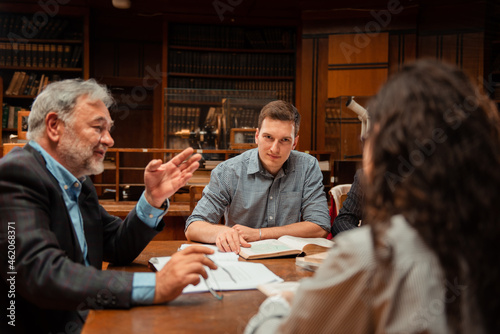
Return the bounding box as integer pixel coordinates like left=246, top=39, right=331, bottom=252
left=255, top=128, right=260, bottom=144
left=45, top=112, right=63, bottom=142
left=292, top=135, right=299, bottom=149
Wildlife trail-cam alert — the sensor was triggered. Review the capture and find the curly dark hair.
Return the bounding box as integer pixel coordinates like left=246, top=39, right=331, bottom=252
left=364, top=59, right=500, bottom=333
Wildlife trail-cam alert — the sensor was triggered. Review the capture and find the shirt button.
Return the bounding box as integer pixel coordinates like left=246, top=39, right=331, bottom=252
left=149, top=214, right=154, bottom=218
left=270, top=196, right=273, bottom=200
left=270, top=216, right=273, bottom=220
left=64, top=185, right=68, bottom=190
left=74, top=183, right=79, bottom=188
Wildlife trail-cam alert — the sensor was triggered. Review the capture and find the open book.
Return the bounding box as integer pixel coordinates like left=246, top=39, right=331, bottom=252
left=148, top=244, right=283, bottom=294
left=239, top=236, right=333, bottom=260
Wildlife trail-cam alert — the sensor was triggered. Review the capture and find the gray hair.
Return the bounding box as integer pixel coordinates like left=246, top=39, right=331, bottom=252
left=27, top=78, right=114, bottom=141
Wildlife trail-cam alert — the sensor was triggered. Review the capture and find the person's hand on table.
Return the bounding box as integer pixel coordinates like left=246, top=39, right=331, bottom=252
left=232, top=224, right=262, bottom=242
left=153, top=245, right=217, bottom=304
left=215, top=227, right=250, bottom=253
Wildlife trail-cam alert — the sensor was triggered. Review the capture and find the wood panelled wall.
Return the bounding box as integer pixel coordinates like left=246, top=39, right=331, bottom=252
left=388, top=31, right=417, bottom=74
left=299, top=37, right=329, bottom=150
left=327, top=33, right=389, bottom=98
left=301, top=11, right=486, bottom=152
left=418, top=31, right=484, bottom=87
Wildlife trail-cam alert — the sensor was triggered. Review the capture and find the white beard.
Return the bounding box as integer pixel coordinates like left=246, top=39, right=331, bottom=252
left=58, top=126, right=105, bottom=177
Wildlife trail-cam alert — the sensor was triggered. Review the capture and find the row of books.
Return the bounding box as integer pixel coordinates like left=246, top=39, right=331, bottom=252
left=168, top=50, right=295, bottom=77
left=0, top=13, right=82, bottom=40
left=4, top=72, right=61, bottom=97
left=167, top=87, right=277, bottom=103
left=167, top=78, right=294, bottom=102
left=2, top=103, right=27, bottom=129
left=324, top=122, right=341, bottom=137
left=325, top=106, right=343, bottom=120
left=167, top=105, right=260, bottom=134
left=167, top=106, right=202, bottom=134
left=0, top=42, right=83, bottom=68
left=169, top=23, right=296, bottom=50
left=227, top=107, right=259, bottom=129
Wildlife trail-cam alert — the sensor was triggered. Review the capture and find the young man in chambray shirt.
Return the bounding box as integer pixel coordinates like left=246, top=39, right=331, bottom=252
left=185, top=100, right=330, bottom=253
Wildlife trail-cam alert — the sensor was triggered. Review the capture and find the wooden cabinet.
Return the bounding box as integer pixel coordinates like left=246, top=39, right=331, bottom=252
left=327, top=32, right=389, bottom=98
left=0, top=4, right=89, bottom=156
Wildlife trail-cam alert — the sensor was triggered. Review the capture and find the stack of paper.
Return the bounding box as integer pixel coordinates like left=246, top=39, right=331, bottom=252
left=149, top=244, right=283, bottom=294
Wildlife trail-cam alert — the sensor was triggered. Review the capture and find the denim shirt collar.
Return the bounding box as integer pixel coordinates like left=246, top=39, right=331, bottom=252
left=28, top=141, right=84, bottom=200
left=247, top=148, right=291, bottom=179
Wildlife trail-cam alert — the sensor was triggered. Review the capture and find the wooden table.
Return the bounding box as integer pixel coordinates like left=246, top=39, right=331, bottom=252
left=82, top=241, right=314, bottom=334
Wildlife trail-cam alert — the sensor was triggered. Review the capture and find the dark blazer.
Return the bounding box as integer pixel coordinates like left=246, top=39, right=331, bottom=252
left=0, top=144, right=164, bottom=333
left=331, top=169, right=364, bottom=237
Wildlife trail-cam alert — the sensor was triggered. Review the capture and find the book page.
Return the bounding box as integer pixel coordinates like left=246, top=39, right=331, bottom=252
left=179, top=243, right=240, bottom=262
left=277, top=236, right=334, bottom=251
left=240, top=239, right=299, bottom=258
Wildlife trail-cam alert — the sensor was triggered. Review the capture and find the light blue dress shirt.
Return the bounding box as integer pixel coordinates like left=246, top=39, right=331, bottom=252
left=29, top=141, right=162, bottom=305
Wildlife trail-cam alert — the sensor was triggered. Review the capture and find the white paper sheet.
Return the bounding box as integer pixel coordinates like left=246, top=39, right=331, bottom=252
left=149, top=244, right=284, bottom=293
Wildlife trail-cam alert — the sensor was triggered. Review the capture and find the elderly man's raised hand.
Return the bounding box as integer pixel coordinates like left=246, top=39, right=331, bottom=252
left=144, top=147, right=202, bottom=208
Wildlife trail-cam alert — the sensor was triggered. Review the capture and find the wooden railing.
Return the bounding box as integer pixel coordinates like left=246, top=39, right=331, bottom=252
left=96, top=148, right=239, bottom=202
left=93, top=147, right=340, bottom=202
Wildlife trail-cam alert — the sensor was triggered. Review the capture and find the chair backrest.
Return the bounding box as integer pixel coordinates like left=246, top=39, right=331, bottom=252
left=329, top=184, right=352, bottom=215
left=189, top=185, right=206, bottom=212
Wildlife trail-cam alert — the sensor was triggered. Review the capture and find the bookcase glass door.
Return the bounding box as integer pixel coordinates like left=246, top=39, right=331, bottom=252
left=165, top=88, right=275, bottom=152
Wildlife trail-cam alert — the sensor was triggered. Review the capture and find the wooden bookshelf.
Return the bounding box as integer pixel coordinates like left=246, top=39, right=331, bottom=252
left=0, top=6, right=89, bottom=153
left=164, top=22, right=298, bottom=149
